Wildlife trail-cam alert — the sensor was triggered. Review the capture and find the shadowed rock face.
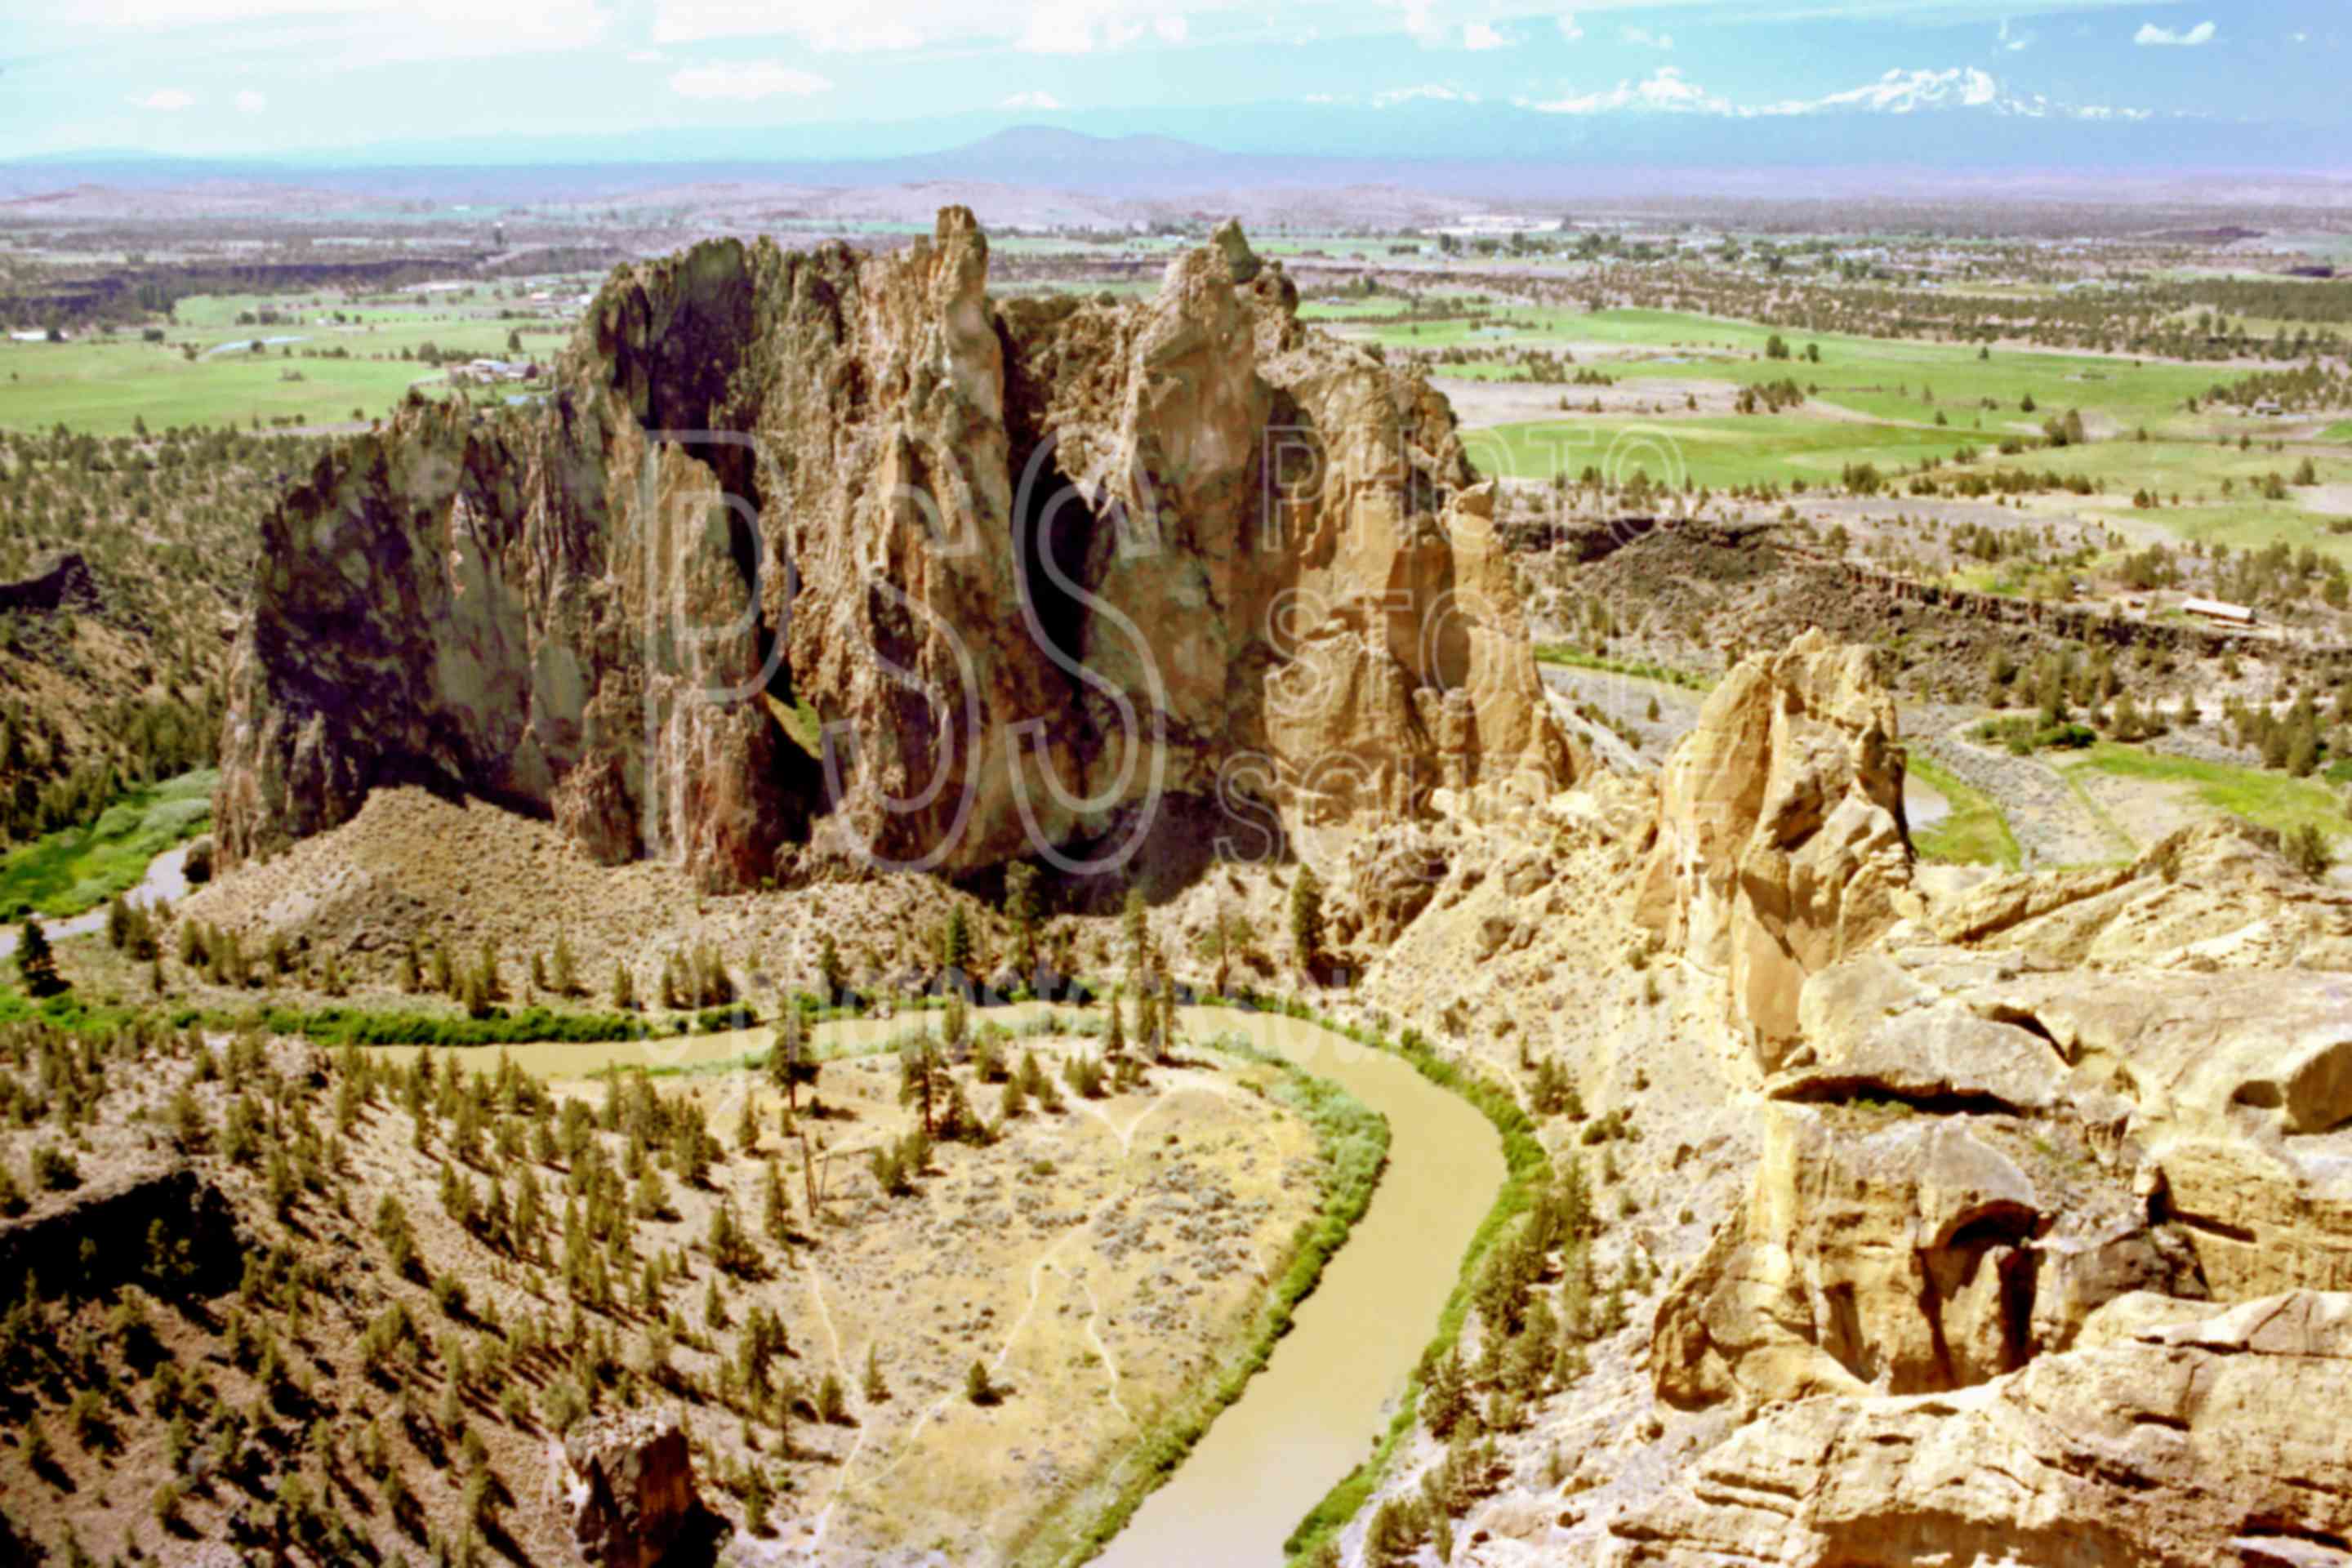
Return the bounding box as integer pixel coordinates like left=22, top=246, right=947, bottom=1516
left=215, top=208, right=1572, bottom=890
left=553, top=1412, right=702, bottom=1568
left=0, top=551, right=98, bottom=615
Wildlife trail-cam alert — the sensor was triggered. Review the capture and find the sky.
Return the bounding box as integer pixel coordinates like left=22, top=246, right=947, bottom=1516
left=0, top=0, right=2341, bottom=159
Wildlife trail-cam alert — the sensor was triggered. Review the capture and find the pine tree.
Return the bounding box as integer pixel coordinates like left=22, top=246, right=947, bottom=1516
left=15, top=918, right=64, bottom=998
left=1289, top=864, right=1325, bottom=977
left=899, top=1034, right=941, bottom=1136
left=940, top=905, right=973, bottom=973
left=863, top=1343, right=889, bottom=1404
left=1003, top=861, right=1040, bottom=976
left=1122, top=886, right=1149, bottom=987
left=1104, top=987, right=1126, bottom=1069
left=768, top=1004, right=814, bottom=1111
left=817, top=933, right=845, bottom=1003
left=612, top=960, right=635, bottom=1011
left=1422, top=1348, right=1468, bottom=1438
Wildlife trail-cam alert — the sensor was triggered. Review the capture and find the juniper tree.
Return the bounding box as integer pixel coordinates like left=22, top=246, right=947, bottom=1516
left=15, top=917, right=64, bottom=997
left=817, top=933, right=845, bottom=1002
left=940, top=905, right=973, bottom=973
left=1003, top=861, right=1040, bottom=975
left=898, top=1033, right=942, bottom=1136
left=1289, top=864, right=1325, bottom=977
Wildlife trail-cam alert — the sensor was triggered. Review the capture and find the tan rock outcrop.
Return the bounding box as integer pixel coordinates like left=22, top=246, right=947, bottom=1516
left=1618, top=1292, right=2352, bottom=1568
left=1929, top=817, right=2352, bottom=972
left=551, top=1410, right=702, bottom=1568
left=1632, top=628, right=1912, bottom=1061
left=1651, top=1102, right=2194, bottom=1413
left=216, top=211, right=1574, bottom=891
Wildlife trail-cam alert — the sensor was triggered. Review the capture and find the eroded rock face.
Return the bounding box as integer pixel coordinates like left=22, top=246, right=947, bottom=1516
left=1619, top=1292, right=2352, bottom=1568
left=1631, top=627, right=1912, bottom=1060
left=216, top=210, right=1573, bottom=889
left=1651, top=1102, right=2196, bottom=1413
left=1931, top=817, right=2352, bottom=972
left=552, top=1411, right=700, bottom=1568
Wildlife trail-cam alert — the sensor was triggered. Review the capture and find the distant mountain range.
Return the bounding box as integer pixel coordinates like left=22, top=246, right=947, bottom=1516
left=5, top=92, right=2345, bottom=211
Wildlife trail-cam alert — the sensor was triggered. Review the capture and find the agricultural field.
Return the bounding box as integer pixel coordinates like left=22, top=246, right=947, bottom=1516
left=0, top=282, right=589, bottom=435
left=1300, top=301, right=2352, bottom=562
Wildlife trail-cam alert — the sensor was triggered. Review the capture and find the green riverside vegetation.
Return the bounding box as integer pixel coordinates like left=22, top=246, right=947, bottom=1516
left=0, top=768, right=215, bottom=920
left=1009, top=1017, right=1391, bottom=1568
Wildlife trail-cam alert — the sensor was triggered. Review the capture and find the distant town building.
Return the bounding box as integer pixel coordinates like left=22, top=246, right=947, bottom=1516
left=461, top=359, right=541, bottom=382
left=2181, top=595, right=2256, bottom=626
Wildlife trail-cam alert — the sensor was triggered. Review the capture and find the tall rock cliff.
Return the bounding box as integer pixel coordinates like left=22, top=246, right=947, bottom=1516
left=1632, top=627, right=1914, bottom=1060
left=214, top=211, right=1573, bottom=889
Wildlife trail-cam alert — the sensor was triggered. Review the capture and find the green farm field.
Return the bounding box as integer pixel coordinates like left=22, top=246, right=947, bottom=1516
left=1407, top=305, right=2352, bottom=557
left=0, top=287, right=582, bottom=434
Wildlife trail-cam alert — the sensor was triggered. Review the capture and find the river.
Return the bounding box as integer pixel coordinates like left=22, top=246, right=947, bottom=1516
left=366, top=1002, right=1508, bottom=1566
left=1094, top=1009, right=1504, bottom=1567
left=0, top=844, right=194, bottom=960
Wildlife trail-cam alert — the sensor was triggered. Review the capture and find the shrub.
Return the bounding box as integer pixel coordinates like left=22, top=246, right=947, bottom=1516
left=2285, top=822, right=2335, bottom=879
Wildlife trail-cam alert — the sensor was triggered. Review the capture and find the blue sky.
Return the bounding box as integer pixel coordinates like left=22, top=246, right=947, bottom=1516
left=0, top=1, right=2339, bottom=158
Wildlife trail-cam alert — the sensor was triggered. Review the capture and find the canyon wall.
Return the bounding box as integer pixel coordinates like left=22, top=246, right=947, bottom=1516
left=214, top=209, right=1572, bottom=889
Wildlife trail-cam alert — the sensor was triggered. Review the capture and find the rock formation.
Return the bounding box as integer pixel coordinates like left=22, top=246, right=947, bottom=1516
left=1620, top=1291, right=2352, bottom=1567
left=1615, top=638, right=2352, bottom=1566
left=1631, top=627, right=1913, bottom=1060
left=214, top=210, right=1573, bottom=889
left=551, top=1411, right=702, bottom=1568
left=0, top=550, right=98, bottom=615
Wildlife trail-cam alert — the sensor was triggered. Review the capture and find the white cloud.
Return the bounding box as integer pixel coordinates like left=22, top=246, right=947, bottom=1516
left=2133, top=20, right=2214, bottom=45
left=1373, top=82, right=1477, bottom=106
left=1998, top=18, right=2033, bottom=51
left=1019, top=2, right=1183, bottom=52
left=626, top=47, right=666, bottom=61
left=1532, top=65, right=1722, bottom=114
left=71, top=0, right=617, bottom=60
left=651, top=0, right=1187, bottom=54
left=667, top=60, right=832, bottom=99
left=130, top=87, right=195, bottom=109
left=1463, top=20, right=1508, bottom=48
left=1557, top=13, right=1584, bottom=41
left=1757, top=65, right=2002, bottom=114
left=234, top=88, right=266, bottom=113
left=1000, top=90, right=1064, bottom=109
left=1619, top=24, right=1673, bottom=48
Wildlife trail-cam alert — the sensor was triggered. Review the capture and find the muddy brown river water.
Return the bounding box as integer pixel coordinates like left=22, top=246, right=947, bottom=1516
left=369, top=1003, right=1508, bottom=1566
